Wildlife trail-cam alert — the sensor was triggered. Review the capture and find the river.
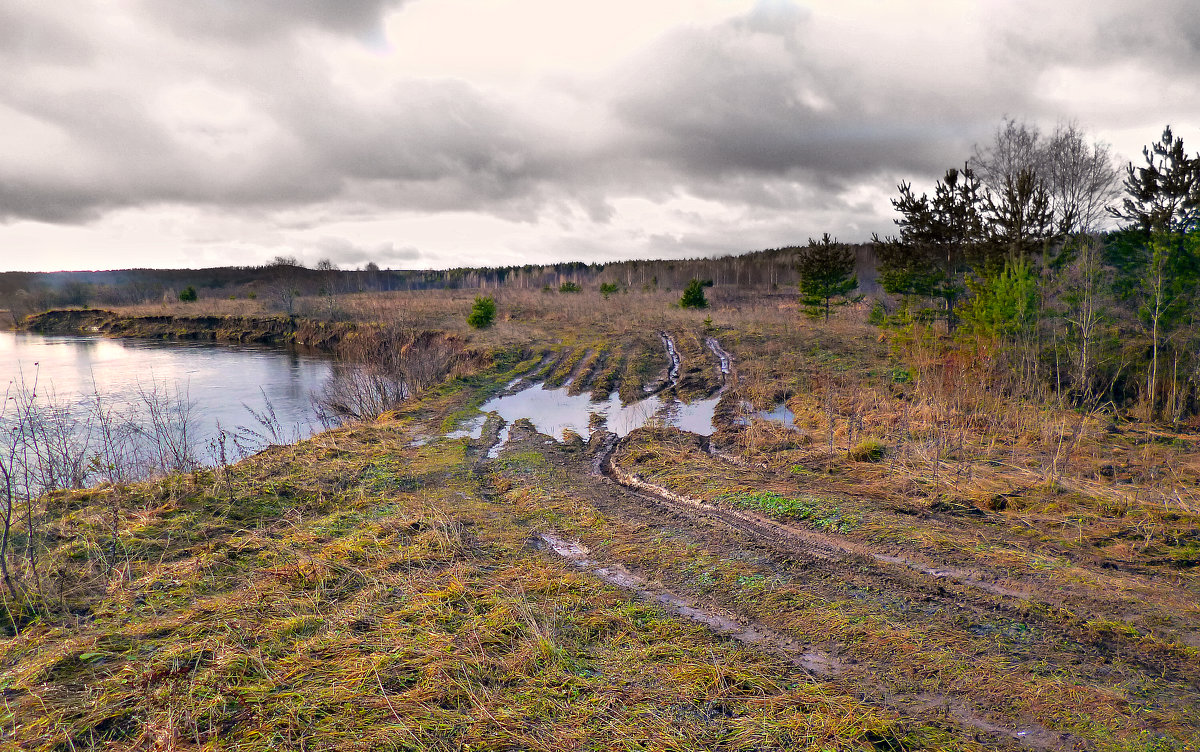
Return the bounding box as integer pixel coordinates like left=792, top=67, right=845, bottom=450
left=1, top=331, right=332, bottom=477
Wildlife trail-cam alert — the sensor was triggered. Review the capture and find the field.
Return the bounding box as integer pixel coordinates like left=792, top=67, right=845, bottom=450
left=3, top=286, right=1199, bottom=751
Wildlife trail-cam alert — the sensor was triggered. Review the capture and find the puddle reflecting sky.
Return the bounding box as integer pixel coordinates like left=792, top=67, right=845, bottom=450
left=758, top=402, right=798, bottom=429
left=472, top=383, right=721, bottom=455
left=479, top=385, right=665, bottom=441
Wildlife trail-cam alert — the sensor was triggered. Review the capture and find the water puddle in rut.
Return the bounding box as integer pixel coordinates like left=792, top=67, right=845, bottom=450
left=738, top=401, right=800, bottom=431
left=445, top=335, right=729, bottom=455
left=464, top=382, right=721, bottom=456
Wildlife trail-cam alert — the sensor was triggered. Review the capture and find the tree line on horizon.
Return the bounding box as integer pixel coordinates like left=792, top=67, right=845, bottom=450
left=0, top=247, right=824, bottom=320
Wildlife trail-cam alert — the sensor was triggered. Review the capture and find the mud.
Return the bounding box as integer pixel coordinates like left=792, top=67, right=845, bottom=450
left=537, top=529, right=1073, bottom=751
left=604, top=444, right=1195, bottom=690
left=497, top=354, right=554, bottom=398
left=660, top=331, right=681, bottom=388
left=537, top=533, right=841, bottom=676
left=470, top=334, right=735, bottom=455
left=470, top=330, right=1191, bottom=751
left=704, top=336, right=732, bottom=379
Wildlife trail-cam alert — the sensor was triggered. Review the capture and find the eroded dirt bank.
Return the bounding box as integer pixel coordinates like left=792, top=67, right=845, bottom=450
left=21, top=308, right=354, bottom=350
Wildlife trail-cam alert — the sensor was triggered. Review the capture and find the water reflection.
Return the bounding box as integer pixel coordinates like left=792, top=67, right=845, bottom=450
left=480, top=385, right=666, bottom=442
left=0, top=331, right=332, bottom=448
left=472, top=381, right=721, bottom=455
left=738, top=402, right=800, bottom=431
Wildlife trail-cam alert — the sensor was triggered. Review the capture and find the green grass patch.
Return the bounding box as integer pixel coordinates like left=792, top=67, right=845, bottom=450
left=719, top=490, right=860, bottom=533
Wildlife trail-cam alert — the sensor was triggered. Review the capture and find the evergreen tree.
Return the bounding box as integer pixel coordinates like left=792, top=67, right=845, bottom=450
left=874, top=166, right=985, bottom=331
left=984, top=168, right=1056, bottom=264
left=467, top=296, right=496, bottom=329
left=1110, top=125, right=1200, bottom=235
left=1108, top=128, right=1200, bottom=418
left=796, top=234, right=858, bottom=321
left=960, top=257, right=1039, bottom=340
left=679, top=279, right=708, bottom=309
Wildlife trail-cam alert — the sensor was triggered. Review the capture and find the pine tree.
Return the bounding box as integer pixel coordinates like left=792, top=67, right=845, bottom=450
left=796, top=234, right=858, bottom=321
left=467, top=296, right=496, bottom=329
left=1110, top=125, right=1200, bottom=235
left=1108, top=128, right=1200, bottom=418
left=679, top=279, right=709, bottom=309
left=984, top=168, right=1056, bottom=264
left=874, top=166, right=985, bottom=330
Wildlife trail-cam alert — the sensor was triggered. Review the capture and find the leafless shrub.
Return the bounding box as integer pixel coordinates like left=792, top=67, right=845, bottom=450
left=0, top=368, right=208, bottom=623
left=135, top=379, right=199, bottom=475
left=316, top=326, right=467, bottom=423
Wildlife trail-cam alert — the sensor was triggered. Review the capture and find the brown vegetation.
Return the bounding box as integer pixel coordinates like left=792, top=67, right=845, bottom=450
left=3, top=280, right=1200, bottom=750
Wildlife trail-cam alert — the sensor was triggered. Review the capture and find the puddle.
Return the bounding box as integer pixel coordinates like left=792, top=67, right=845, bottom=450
left=446, top=415, right=486, bottom=440
left=759, top=403, right=797, bottom=427
left=660, top=332, right=681, bottom=387
left=480, top=385, right=664, bottom=443
left=660, top=395, right=722, bottom=435
left=477, top=383, right=720, bottom=456
left=464, top=336, right=733, bottom=456
left=705, top=337, right=732, bottom=376
left=487, top=425, right=510, bottom=459
left=739, top=402, right=799, bottom=431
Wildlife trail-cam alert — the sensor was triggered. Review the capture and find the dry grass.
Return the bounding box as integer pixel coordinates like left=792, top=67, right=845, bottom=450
left=0, top=411, right=972, bottom=751
left=8, top=285, right=1200, bottom=750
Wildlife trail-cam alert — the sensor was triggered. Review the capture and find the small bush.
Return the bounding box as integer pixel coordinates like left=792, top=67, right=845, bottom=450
left=559, top=281, right=582, bottom=293
left=178, top=286, right=198, bottom=302
left=679, top=279, right=709, bottom=309
left=599, top=282, right=619, bottom=299
left=467, top=296, right=497, bottom=329
left=850, top=439, right=887, bottom=462
left=867, top=299, right=887, bottom=326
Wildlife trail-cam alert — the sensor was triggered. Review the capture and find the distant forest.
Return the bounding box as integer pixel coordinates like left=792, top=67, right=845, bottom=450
left=0, top=246, right=877, bottom=319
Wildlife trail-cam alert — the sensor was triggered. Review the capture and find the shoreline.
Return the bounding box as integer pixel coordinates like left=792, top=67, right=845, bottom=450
left=19, top=308, right=354, bottom=352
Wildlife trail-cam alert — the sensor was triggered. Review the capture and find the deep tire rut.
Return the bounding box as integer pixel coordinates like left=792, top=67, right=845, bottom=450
left=598, top=439, right=1200, bottom=690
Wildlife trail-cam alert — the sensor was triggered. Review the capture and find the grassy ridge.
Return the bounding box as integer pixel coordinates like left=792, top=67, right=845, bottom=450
left=0, top=417, right=970, bottom=751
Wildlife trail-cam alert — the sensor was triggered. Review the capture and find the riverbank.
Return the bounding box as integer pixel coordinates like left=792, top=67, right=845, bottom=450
left=20, top=308, right=355, bottom=351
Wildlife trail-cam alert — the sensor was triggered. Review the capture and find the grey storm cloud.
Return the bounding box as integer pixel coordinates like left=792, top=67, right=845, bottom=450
left=139, top=0, right=410, bottom=41
left=0, top=0, right=1196, bottom=237
left=605, top=4, right=1032, bottom=189
left=311, top=238, right=421, bottom=267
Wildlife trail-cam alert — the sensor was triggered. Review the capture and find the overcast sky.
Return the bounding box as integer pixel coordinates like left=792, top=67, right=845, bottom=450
left=1, top=0, right=1197, bottom=272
